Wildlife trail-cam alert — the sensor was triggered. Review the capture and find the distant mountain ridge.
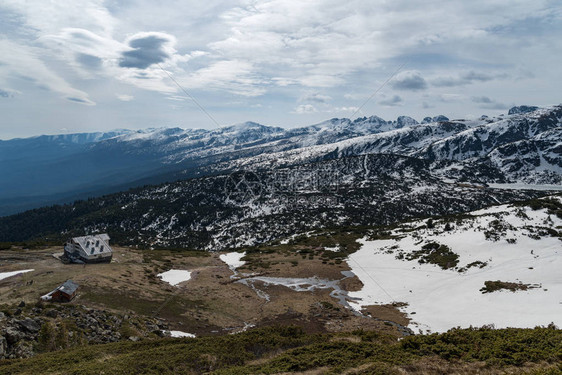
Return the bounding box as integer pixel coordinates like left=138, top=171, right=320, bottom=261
left=0, top=105, right=560, bottom=216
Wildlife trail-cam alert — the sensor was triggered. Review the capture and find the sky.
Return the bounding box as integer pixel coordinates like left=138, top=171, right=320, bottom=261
left=1, top=0, right=561, bottom=139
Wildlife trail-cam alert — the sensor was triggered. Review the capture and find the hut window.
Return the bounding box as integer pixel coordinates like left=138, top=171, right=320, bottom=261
left=96, top=240, right=100, bottom=247
left=86, top=241, right=90, bottom=247
left=90, top=249, right=94, bottom=254
left=100, top=245, right=104, bottom=252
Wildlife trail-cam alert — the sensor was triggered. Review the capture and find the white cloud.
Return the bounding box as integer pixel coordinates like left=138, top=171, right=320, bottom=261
left=180, top=60, right=266, bottom=97
left=1, top=0, right=115, bottom=36
left=331, top=106, right=359, bottom=113
left=0, top=39, right=95, bottom=105
left=300, top=91, right=332, bottom=103
left=293, top=104, right=318, bottom=114
left=116, top=94, right=134, bottom=101
left=1, top=0, right=562, bottom=136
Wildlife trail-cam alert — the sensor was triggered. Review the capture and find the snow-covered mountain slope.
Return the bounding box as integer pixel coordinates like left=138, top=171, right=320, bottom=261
left=0, top=153, right=547, bottom=250
left=347, top=195, right=562, bottom=333
left=194, top=106, right=561, bottom=186
left=414, top=106, right=562, bottom=161
left=486, top=128, right=562, bottom=184
left=0, top=105, right=560, bottom=216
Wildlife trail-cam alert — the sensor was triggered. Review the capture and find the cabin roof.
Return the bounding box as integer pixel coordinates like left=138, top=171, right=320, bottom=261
left=70, top=233, right=112, bottom=254
left=58, top=279, right=79, bottom=295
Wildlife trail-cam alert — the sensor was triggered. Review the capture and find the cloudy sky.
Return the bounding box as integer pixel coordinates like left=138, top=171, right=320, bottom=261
left=1, top=0, right=561, bottom=139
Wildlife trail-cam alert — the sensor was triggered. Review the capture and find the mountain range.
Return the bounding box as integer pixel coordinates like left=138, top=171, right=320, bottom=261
left=0, top=105, right=560, bottom=217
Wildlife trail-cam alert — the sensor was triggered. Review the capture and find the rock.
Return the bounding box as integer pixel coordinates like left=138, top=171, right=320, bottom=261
left=145, top=323, right=158, bottom=331
left=5, top=327, right=24, bottom=345
left=13, top=342, right=34, bottom=358
left=0, top=312, right=5, bottom=320
left=14, top=308, right=22, bottom=316
left=128, top=336, right=139, bottom=342
left=432, top=115, right=449, bottom=122
left=18, top=301, right=25, bottom=308
left=0, top=336, right=7, bottom=359
left=421, top=115, right=449, bottom=123
left=45, top=309, right=58, bottom=318
left=508, top=105, right=538, bottom=115
left=154, top=330, right=167, bottom=337
left=396, top=116, right=418, bottom=128
left=17, top=318, right=41, bottom=333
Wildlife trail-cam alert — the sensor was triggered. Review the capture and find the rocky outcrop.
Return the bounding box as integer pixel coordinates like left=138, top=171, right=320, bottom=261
left=508, top=105, right=539, bottom=115
left=0, top=302, right=169, bottom=359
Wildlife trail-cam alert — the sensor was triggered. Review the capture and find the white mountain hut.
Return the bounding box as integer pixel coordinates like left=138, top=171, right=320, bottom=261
left=63, top=233, right=113, bottom=264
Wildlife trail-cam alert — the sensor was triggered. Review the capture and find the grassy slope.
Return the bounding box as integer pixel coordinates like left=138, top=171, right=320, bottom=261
left=1, top=326, right=561, bottom=375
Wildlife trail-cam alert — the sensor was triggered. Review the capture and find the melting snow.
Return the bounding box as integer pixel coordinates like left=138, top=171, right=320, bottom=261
left=324, top=246, right=340, bottom=252
left=237, top=273, right=355, bottom=307
left=220, top=252, right=246, bottom=271
left=346, top=200, right=562, bottom=333
left=169, top=330, right=196, bottom=338
left=0, top=269, right=34, bottom=281
left=157, top=270, right=192, bottom=286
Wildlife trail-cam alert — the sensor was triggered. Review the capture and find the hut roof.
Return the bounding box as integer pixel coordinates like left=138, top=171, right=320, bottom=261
left=71, top=233, right=112, bottom=255
left=58, top=279, right=79, bottom=295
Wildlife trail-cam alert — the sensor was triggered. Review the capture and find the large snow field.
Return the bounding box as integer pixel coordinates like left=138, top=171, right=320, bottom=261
left=347, top=199, right=562, bottom=333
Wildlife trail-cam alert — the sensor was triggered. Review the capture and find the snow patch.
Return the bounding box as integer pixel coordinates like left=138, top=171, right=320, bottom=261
left=157, top=270, right=192, bottom=286
left=324, top=245, right=340, bottom=252
left=169, top=330, right=196, bottom=338
left=0, top=269, right=34, bottom=281
left=220, top=252, right=246, bottom=271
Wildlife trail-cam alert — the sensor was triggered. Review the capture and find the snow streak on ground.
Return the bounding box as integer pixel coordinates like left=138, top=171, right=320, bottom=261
left=0, top=269, right=34, bottom=281
left=157, top=270, right=192, bottom=286
left=347, top=197, right=562, bottom=333
left=488, top=183, right=562, bottom=191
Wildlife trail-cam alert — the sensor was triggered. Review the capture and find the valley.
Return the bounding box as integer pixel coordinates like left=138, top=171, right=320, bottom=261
left=0, top=106, right=560, bottom=373
left=1, top=195, right=560, bottom=373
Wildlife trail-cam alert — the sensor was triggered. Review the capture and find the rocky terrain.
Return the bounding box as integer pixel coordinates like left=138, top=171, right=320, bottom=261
left=0, top=301, right=169, bottom=359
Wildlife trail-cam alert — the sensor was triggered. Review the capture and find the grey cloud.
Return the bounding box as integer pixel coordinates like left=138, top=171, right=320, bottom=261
left=76, top=53, right=102, bottom=69
left=391, top=72, right=428, bottom=91
left=119, top=34, right=173, bottom=69
left=462, top=71, right=494, bottom=82
left=67, top=97, right=94, bottom=105
left=432, top=71, right=507, bottom=87
left=378, top=95, right=403, bottom=106
left=300, top=92, right=331, bottom=103
left=471, top=96, right=508, bottom=109
left=431, top=77, right=466, bottom=87
left=471, top=96, right=493, bottom=104
left=134, top=72, right=151, bottom=80
left=0, top=89, right=15, bottom=98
